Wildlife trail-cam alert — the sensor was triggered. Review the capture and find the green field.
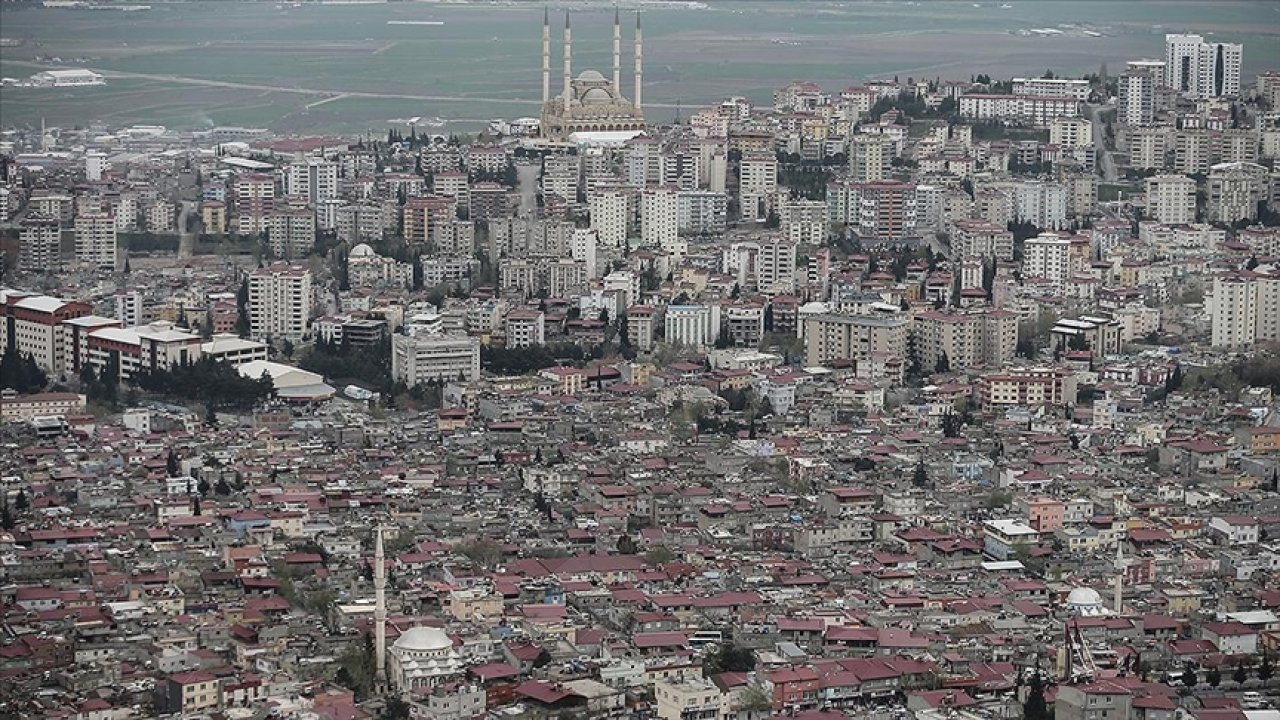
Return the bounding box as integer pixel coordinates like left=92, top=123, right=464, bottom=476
left=2, top=1, right=1277, bottom=133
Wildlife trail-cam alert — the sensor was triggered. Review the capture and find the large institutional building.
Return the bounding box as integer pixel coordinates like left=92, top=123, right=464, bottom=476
left=539, top=10, right=646, bottom=141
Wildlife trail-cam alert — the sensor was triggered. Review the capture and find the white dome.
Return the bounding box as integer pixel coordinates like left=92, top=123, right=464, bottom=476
left=577, top=69, right=606, bottom=82
left=349, top=243, right=375, bottom=257
left=394, top=626, right=452, bottom=652
left=1066, top=587, right=1105, bottom=613
left=582, top=88, right=613, bottom=104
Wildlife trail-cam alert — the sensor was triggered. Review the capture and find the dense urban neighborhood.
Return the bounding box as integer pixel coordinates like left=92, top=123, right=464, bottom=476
left=1, top=13, right=1279, bottom=720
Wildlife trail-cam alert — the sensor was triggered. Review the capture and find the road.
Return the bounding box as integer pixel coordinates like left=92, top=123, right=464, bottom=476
left=515, top=162, right=540, bottom=216
left=1088, top=104, right=1119, bottom=183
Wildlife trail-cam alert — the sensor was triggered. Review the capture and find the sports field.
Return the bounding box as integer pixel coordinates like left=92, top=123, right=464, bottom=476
left=1, top=1, right=1277, bottom=133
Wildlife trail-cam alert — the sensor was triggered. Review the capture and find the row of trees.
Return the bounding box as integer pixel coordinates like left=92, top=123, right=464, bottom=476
left=133, top=356, right=275, bottom=411
left=0, top=349, right=48, bottom=394
left=480, top=342, right=606, bottom=376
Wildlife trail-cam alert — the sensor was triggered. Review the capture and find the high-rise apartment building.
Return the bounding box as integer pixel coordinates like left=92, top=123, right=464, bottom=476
left=20, top=215, right=61, bottom=273
left=1117, top=68, right=1156, bottom=126
left=248, top=264, right=313, bottom=342
left=1023, top=233, right=1072, bottom=285
left=1166, top=34, right=1243, bottom=98
left=283, top=159, right=338, bottom=206
left=848, top=134, right=889, bottom=183
left=641, top=186, right=679, bottom=249
left=1144, top=174, right=1197, bottom=224
left=74, top=212, right=117, bottom=271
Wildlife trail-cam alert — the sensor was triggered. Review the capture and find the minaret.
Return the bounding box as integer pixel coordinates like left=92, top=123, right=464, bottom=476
left=1113, top=538, right=1125, bottom=614
left=634, top=12, right=643, bottom=110
left=612, top=6, right=621, bottom=92
left=374, top=525, right=387, bottom=691
left=541, top=7, right=550, bottom=104
left=562, top=12, right=572, bottom=108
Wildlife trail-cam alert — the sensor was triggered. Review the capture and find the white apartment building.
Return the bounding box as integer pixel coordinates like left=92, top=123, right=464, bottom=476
left=1212, top=270, right=1279, bottom=347
left=74, top=213, right=117, bottom=271
left=248, top=264, right=313, bottom=342
left=1144, top=174, right=1197, bottom=224
left=391, top=333, right=480, bottom=385
left=950, top=219, right=1014, bottom=262
left=283, top=159, right=338, bottom=206
left=542, top=154, right=580, bottom=202
left=958, top=94, right=1081, bottom=125
left=1166, top=34, right=1243, bottom=98
left=1118, top=68, right=1156, bottom=126
left=1023, top=233, right=1072, bottom=285
left=739, top=152, right=778, bottom=220
left=20, top=216, right=61, bottom=273
left=115, top=291, right=144, bottom=328
left=848, top=134, right=889, bottom=182
left=781, top=200, right=827, bottom=245
left=1011, top=77, right=1091, bottom=100
left=1007, top=181, right=1068, bottom=230
left=266, top=208, right=316, bottom=258
left=676, top=191, right=728, bottom=235
left=589, top=190, right=629, bottom=248
left=1049, top=117, right=1092, bottom=149
left=1208, top=162, right=1268, bottom=224
left=570, top=229, right=599, bottom=278
left=641, top=186, right=679, bottom=249
left=756, top=237, right=798, bottom=295
left=505, top=310, right=545, bottom=349
left=664, top=304, right=720, bottom=348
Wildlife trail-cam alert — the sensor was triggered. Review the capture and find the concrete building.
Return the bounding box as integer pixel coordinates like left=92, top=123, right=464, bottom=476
left=282, top=159, right=338, bottom=206
left=804, top=311, right=909, bottom=367
left=664, top=304, right=720, bottom=348
left=20, top=216, right=61, bottom=273
left=1049, top=117, right=1093, bottom=149
left=248, top=264, right=313, bottom=342
left=676, top=191, right=728, bottom=235
left=505, top=310, right=546, bottom=348
left=1144, top=174, right=1197, bottom=224
left=1023, top=233, right=1072, bottom=285
left=977, top=367, right=1078, bottom=409
left=590, top=189, right=630, bottom=248
left=73, top=213, right=117, bottom=271
left=950, top=219, right=1014, bottom=262
left=1166, top=33, right=1242, bottom=98
left=1208, top=162, right=1268, bottom=224
left=848, top=134, right=890, bottom=182
left=1211, top=270, right=1279, bottom=347
left=756, top=237, right=798, bottom=295
left=739, top=151, right=778, bottom=220
left=781, top=199, right=826, bottom=246
left=641, top=186, right=679, bottom=249
left=1118, top=68, right=1156, bottom=126
left=912, top=309, right=1018, bottom=372
left=391, top=334, right=481, bottom=385
left=86, top=321, right=203, bottom=381
left=0, top=292, right=93, bottom=375
left=232, top=173, right=275, bottom=235
left=266, top=208, right=316, bottom=258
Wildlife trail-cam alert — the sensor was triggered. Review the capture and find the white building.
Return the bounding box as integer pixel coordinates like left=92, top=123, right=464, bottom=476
left=1118, top=68, right=1156, bottom=126
left=756, top=237, right=798, bottom=295
left=282, top=159, right=338, bottom=206
left=29, top=68, right=105, bottom=87
left=1144, top=174, right=1197, bottom=225
left=641, top=186, right=679, bottom=249
left=1211, top=269, right=1279, bottom=347
left=1012, top=77, right=1091, bottom=100
left=1049, top=117, right=1092, bottom=149
left=1166, top=34, right=1242, bottom=98
left=248, top=264, right=313, bottom=342
left=20, top=216, right=61, bottom=273
left=589, top=190, right=629, bottom=248
left=1208, top=162, right=1268, bottom=224
left=391, top=333, right=480, bottom=385
left=781, top=199, right=826, bottom=245
left=664, top=304, right=720, bottom=348
left=74, top=213, right=117, bottom=271
left=739, top=152, right=778, bottom=220
left=1023, top=233, right=1072, bottom=285
left=848, top=134, right=889, bottom=182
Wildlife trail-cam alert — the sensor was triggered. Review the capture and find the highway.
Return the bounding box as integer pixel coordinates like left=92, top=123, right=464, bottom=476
left=1088, top=103, right=1119, bottom=183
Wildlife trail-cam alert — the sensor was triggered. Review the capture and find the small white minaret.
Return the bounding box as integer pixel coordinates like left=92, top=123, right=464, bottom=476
left=1113, top=538, right=1125, bottom=614
left=634, top=12, right=643, bottom=110
left=541, top=7, right=550, bottom=104
left=562, top=12, right=572, bottom=107
left=612, top=6, right=621, bottom=92
left=374, top=525, right=388, bottom=690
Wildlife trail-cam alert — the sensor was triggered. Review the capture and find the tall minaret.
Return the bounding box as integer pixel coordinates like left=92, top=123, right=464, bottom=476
left=562, top=12, right=572, bottom=108
left=612, top=6, right=621, bottom=92
left=1113, top=537, right=1125, bottom=614
left=374, top=525, right=388, bottom=691
left=634, top=12, right=643, bottom=110
left=541, top=7, right=550, bottom=104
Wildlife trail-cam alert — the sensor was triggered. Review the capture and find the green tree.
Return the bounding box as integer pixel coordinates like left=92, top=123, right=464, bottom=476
left=616, top=534, right=638, bottom=555
left=645, top=546, right=675, bottom=565
left=1234, top=662, right=1248, bottom=684
left=703, top=642, right=757, bottom=675
left=1260, top=652, right=1274, bottom=681
left=1182, top=661, right=1198, bottom=688
left=1022, top=672, right=1050, bottom=720
left=1206, top=666, right=1221, bottom=687
left=380, top=697, right=411, bottom=720
left=912, top=460, right=928, bottom=488
left=14, top=489, right=28, bottom=513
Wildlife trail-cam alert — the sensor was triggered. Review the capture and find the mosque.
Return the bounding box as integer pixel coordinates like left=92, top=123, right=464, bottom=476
left=539, top=9, right=647, bottom=141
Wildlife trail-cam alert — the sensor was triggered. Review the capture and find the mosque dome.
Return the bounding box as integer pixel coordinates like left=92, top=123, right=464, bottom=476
left=393, top=626, right=452, bottom=652
left=577, top=69, right=606, bottom=82
left=349, top=243, right=376, bottom=257
left=582, top=88, right=613, bottom=104
left=1065, top=587, right=1106, bottom=616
